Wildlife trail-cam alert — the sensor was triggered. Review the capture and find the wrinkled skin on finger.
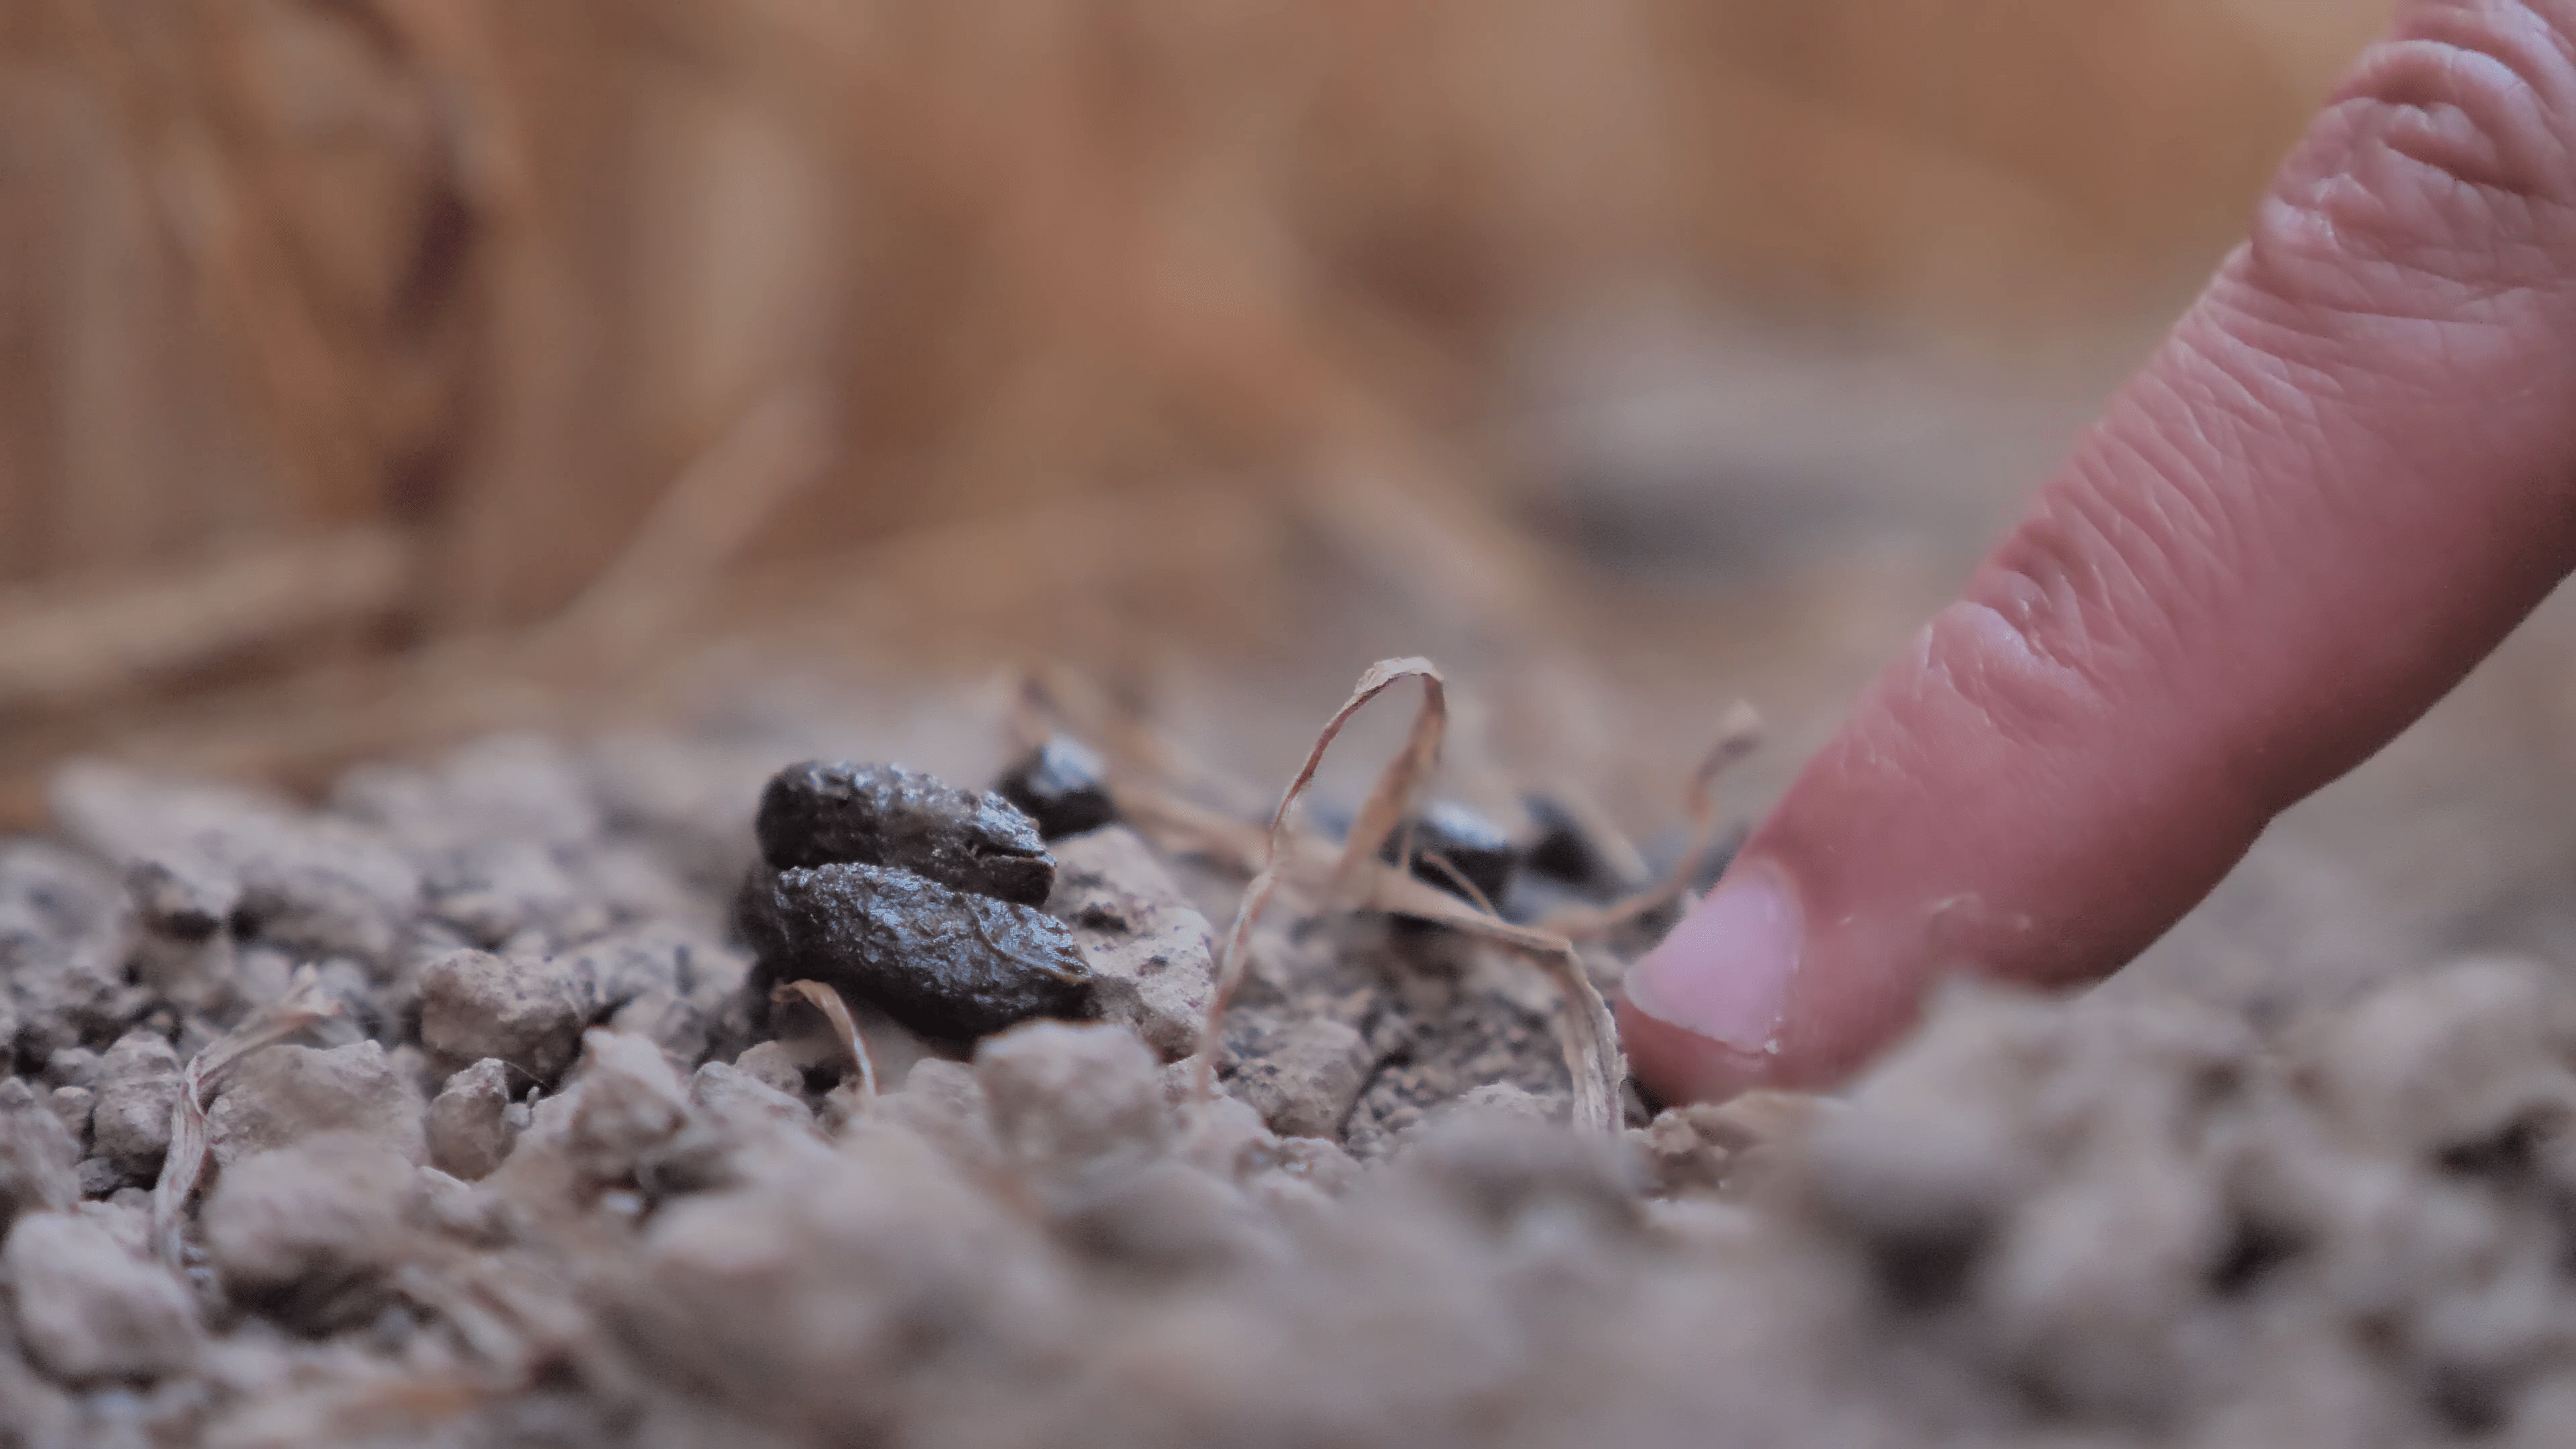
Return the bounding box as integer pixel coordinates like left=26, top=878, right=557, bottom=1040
left=1626, top=0, right=2576, bottom=1104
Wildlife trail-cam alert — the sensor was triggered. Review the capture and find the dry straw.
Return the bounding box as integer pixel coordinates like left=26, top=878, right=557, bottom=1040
left=152, top=967, right=343, bottom=1267
left=771, top=977, right=880, bottom=1102
left=1049, top=654, right=1758, bottom=1139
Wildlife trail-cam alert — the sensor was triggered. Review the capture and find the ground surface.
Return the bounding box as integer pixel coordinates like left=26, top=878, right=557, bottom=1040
left=5, top=721, right=2576, bottom=1448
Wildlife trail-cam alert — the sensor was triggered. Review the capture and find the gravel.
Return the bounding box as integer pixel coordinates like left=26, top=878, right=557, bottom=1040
left=424, top=1057, right=517, bottom=1180
left=1045, top=826, right=1216, bottom=1060
left=0, top=1081, right=80, bottom=1229
left=204, top=1040, right=425, bottom=1169
left=87, top=1028, right=182, bottom=1184
left=4, top=1210, right=200, bottom=1383
left=9, top=731, right=2576, bottom=1446
left=201, top=1134, right=423, bottom=1330
left=417, top=947, right=591, bottom=1083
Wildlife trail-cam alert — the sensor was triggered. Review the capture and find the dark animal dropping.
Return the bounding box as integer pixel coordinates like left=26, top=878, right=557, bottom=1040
left=740, top=862, right=1093, bottom=1040
left=1386, top=800, right=1519, bottom=906
left=756, top=760, right=1055, bottom=905
left=1520, top=793, right=1619, bottom=896
left=995, top=735, right=1118, bottom=841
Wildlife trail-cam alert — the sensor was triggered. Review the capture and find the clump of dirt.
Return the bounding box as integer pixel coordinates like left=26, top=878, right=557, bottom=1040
left=8, top=731, right=2576, bottom=1446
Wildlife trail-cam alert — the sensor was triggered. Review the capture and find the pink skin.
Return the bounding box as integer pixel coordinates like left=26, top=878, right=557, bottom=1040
left=1624, top=0, right=2576, bottom=1104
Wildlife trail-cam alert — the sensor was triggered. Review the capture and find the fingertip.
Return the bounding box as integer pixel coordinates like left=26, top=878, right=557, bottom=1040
left=1619, top=858, right=1804, bottom=1104
left=1624, top=861, right=1800, bottom=1047
left=1617, top=996, right=1776, bottom=1104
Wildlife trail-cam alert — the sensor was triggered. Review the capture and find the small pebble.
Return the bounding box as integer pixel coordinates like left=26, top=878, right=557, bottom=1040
left=994, top=737, right=1118, bottom=841
left=0, top=1087, right=81, bottom=1230
left=52, top=764, right=423, bottom=969
left=731, top=1040, right=815, bottom=1101
left=422, top=839, right=604, bottom=950
left=1047, top=827, right=1216, bottom=1061
left=1272, top=1135, right=1362, bottom=1197
left=975, top=1022, right=1170, bottom=1194
left=1053, top=1159, right=1267, bottom=1277
left=413, top=1165, right=512, bottom=1246
left=427, top=1059, right=519, bottom=1181
left=88, top=1031, right=182, bottom=1181
left=205, top=1040, right=427, bottom=1169
left=564, top=1030, right=692, bottom=1183
left=4, top=1212, right=201, bottom=1382
left=688, top=1061, right=814, bottom=1136
left=44, top=1046, right=101, bottom=1089
left=46, top=1085, right=95, bottom=1144
left=608, top=989, right=711, bottom=1067
left=0, top=839, right=133, bottom=985
left=1391, top=1110, right=1644, bottom=1240
left=125, top=856, right=235, bottom=942
left=417, top=949, right=591, bottom=1082
left=755, top=761, right=1055, bottom=905
left=741, top=862, right=1093, bottom=1040
left=879, top=1059, right=1002, bottom=1175
left=1224, top=1016, right=1375, bottom=1140
left=201, top=1135, right=419, bottom=1330
left=569, top=922, right=713, bottom=1016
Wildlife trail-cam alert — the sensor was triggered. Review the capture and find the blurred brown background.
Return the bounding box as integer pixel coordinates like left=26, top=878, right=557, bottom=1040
left=0, top=0, right=2386, bottom=718
left=32, top=0, right=2532, bottom=1022
left=1, top=0, right=2385, bottom=593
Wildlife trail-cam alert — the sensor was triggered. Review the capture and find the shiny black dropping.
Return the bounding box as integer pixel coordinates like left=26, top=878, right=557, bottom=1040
left=739, top=861, right=1093, bottom=1040
left=1386, top=800, right=1520, bottom=906
left=994, top=735, right=1118, bottom=841
left=1521, top=793, right=1624, bottom=896
left=756, top=760, right=1055, bottom=906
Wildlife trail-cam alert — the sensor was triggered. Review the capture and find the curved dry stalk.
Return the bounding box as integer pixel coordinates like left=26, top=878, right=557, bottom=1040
left=1112, top=790, right=1271, bottom=875
left=1679, top=701, right=1766, bottom=827
left=1353, top=865, right=1626, bottom=1136
left=772, top=979, right=878, bottom=1100
left=1008, top=662, right=1271, bottom=820
left=1540, top=701, right=1763, bottom=942
left=153, top=968, right=343, bottom=1266
left=1415, top=850, right=1499, bottom=919
left=1055, top=655, right=1638, bottom=1134
left=1118, top=656, right=1628, bottom=1133
left=1327, top=658, right=1449, bottom=905
left=1191, top=657, right=1446, bottom=1101
left=1205, top=825, right=1631, bottom=1134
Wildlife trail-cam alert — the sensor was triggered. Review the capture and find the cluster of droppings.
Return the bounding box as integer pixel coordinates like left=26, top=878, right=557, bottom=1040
left=735, top=761, right=1100, bottom=1040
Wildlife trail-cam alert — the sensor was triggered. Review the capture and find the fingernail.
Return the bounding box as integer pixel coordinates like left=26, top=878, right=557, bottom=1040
left=1624, top=859, right=1801, bottom=1053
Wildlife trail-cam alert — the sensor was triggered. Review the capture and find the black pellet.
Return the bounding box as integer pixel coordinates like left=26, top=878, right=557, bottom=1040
left=994, top=736, right=1118, bottom=841
left=1385, top=800, right=1519, bottom=906
left=1521, top=793, right=1611, bottom=892
left=739, top=861, right=1093, bottom=1040
left=755, top=761, right=1055, bottom=906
